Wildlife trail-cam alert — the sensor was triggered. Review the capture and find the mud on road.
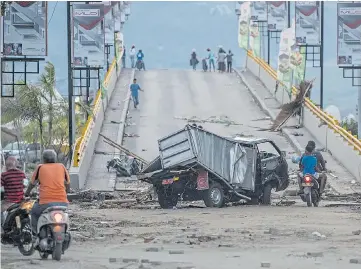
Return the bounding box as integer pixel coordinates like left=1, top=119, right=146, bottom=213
left=2, top=201, right=361, bottom=269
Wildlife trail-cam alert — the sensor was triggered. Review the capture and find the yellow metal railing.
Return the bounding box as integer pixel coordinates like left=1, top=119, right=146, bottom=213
left=247, top=50, right=361, bottom=154
left=72, top=57, right=119, bottom=167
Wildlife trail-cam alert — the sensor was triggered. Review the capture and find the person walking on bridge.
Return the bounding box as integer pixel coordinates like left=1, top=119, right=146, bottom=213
left=217, top=48, right=226, bottom=73
left=190, top=49, right=199, bottom=71
left=122, top=46, right=126, bottom=68
left=130, top=78, right=144, bottom=109
left=206, top=48, right=216, bottom=72
left=226, top=50, right=234, bottom=73
left=129, top=45, right=136, bottom=68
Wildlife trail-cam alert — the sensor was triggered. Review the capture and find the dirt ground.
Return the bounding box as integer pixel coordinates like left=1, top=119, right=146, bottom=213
left=2, top=194, right=361, bottom=269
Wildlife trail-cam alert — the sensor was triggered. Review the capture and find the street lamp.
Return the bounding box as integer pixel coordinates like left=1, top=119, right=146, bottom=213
left=124, top=5, right=130, bottom=20
left=120, top=11, right=126, bottom=27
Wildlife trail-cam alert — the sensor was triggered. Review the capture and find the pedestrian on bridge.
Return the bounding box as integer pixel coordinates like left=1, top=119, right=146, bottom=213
left=226, top=50, right=234, bottom=73
left=122, top=46, right=126, bottom=68
left=206, top=48, right=216, bottom=72
left=217, top=48, right=226, bottom=73
left=129, top=45, right=136, bottom=68
left=130, top=78, right=144, bottom=109
left=190, top=49, right=199, bottom=71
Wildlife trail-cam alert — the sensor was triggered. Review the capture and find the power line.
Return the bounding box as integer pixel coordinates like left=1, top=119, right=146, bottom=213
left=48, top=1, right=58, bottom=25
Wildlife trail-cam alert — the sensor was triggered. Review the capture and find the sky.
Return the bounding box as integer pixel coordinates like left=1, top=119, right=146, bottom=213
left=10, top=1, right=358, bottom=117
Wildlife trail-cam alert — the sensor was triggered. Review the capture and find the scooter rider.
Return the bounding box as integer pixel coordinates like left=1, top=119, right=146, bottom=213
left=298, top=145, right=320, bottom=193
left=298, top=141, right=327, bottom=194
left=136, top=49, right=145, bottom=70
left=24, top=150, right=70, bottom=236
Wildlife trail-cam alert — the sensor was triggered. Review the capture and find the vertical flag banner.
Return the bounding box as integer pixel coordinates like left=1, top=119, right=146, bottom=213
left=72, top=4, right=105, bottom=67
left=250, top=1, right=267, bottom=22
left=114, top=2, right=122, bottom=32
left=114, top=31, right=124, bottom=61
left=277, top=27, right=293, bottom=89
left=290, top=19, right=306, bottom=84
left=294, top=46, right=306, bottom=83
left=104, top=2, right=116, bottom=46
left=337, top=2, right=361, bottom=66
left=295, top=1, right=321, bottom=45
left=249, top=20, right=261, bottom=57
left=267, top=1, right=288, bottom=31
left=2, top=2, right=48, bottom=56
left=238, top=2, right=251, bottom=50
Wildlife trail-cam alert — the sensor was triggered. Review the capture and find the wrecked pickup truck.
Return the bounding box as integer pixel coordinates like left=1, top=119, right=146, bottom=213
left=137, top=125, right=289, bottom=208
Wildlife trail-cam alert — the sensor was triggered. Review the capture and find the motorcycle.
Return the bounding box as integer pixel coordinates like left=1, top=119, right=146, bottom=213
left=299, top=173, right=320, bottom=207
left=35, top=204, right=71, bottom=261
left=136, top=59, right=144, bottom=71
left=1, top=199, right=35, bottom=256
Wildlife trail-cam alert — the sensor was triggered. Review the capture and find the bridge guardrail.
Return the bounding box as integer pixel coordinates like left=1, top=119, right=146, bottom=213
left=72, top=58, right=118, bottom=167
left=246, top=50, right=361, bottom=154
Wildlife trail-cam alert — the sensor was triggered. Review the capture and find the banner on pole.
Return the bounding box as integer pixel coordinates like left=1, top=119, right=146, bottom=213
left=250, top=1, right=267, bottom=22
left=238, top=2, right=251, bottom=50
left=277, top=27, right=293, bottom=89
left=72, top=3, right=105, bottom=67
left=295, top=1, right=321, bottom=45
left=267, top=1, right=288, bottom=31
left=2, top=2, right=48, bottom=56
left=104, top=2, right=116, bottom=45
left=113, top=2, right=122, bottom=32
left=114, top=31, right=124, bottom=61
left=337, top=2, right=361, bottom=66
left=294, top=46, right=307, bottom=84
left=249, top=20, right=261, bottom=57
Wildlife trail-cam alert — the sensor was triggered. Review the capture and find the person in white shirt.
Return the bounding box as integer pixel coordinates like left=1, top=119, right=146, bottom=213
left=129, top=45, right=136, bottom=68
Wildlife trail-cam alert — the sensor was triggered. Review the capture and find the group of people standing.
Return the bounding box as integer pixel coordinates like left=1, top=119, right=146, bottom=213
left=190, top=46, right=233, bottom=73
left=122, top=45, right=146, bottom=70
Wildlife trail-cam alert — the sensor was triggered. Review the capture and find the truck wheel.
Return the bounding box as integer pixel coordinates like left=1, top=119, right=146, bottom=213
left=203, top=182, right=225, bottom=208
left=157, top=188, right=178, bottom=209
left=261, top=184, right=272, bottom=205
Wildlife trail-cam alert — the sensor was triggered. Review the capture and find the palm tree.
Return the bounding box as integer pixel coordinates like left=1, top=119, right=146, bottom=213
left=39, top=62, right=57, bottom=145
left=2, top=84, right=46, bottom=154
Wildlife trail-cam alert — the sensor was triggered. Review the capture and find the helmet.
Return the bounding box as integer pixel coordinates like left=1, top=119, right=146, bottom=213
left=291, top=155, right=301, bottom=164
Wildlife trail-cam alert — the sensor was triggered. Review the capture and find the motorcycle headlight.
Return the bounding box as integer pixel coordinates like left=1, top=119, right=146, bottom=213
left=21, top=201, right=35, bottom=212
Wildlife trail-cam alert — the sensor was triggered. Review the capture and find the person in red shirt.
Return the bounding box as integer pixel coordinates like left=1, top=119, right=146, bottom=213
left=1, top=156, right=26, bottom=231
left=1, top=156, right=26, bottom=210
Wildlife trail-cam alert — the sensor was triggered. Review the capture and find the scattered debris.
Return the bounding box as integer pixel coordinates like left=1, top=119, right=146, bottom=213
left=107, top=154, right=143, bottom=177
left=312, top=231, right=326, bottom=239
left=291, top=132, right=303, bottom=136
left=350, top=258, right=361, bottom=264
left=145, top=247, right=162, bottom=252
left=124, top=133, right=140, bottom=137
left=307, top=252, right=324, bottom=258
left=169, top=250, right=185, bottom=254
left=174, top=115, right=242, bottom=126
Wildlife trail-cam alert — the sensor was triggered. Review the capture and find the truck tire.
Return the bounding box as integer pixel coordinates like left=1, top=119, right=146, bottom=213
left=203, top=182, right=225, bottom=208
left=261, top=184, right=272, bottom=205
left=157, top=188, right=178, bottom=209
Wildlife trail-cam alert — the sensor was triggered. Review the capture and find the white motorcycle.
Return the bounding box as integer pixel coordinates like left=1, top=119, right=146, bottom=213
left=35, top=205, right=71, bottom=261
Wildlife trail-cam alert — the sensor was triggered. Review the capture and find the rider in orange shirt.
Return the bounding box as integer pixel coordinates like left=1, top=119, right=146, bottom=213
left=24, top=150, right=70, bottom=235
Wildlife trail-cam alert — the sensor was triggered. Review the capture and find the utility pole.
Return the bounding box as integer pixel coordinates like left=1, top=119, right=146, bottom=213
left=358, top=72, right=361, bottom=138
left=67, top=2, right=75, bottom=163
left=320, top=1, right=324, bottom=109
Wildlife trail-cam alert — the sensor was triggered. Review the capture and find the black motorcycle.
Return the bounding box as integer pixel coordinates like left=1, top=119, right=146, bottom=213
left=136, top=59, right=144, bottom=71
left=299, top=174, right=320, bottom=207
left=1, top=198, right=35, bottom=256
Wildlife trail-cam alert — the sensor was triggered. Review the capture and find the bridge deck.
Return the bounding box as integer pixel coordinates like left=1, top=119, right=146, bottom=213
left=85, top=69, right=132, bottom=191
